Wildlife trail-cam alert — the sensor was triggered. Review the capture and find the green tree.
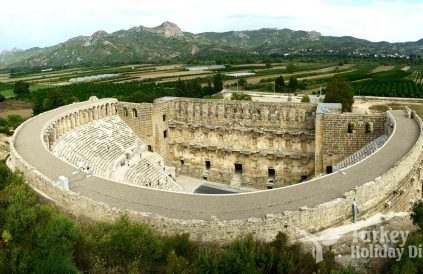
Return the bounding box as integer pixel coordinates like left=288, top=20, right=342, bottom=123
left=41, top=89, right=68, bottom=112
left=0, top=118, right=9, bottom=134
left=14, top=81, right=30, bottom=98
left=92, top=217, right=164, bottom=273
left=6, top=115, right=24, bottom=130
left=0, top=161, right=11, bottom=190
left=0, top=94, right=5, bottom=102
left=165, top=251, right=190, bottom=273
left=1, top=175, right=78, bottom=274
left=213, top=73, right=224, bottom=92
left=192, top=246, right=220, bottom=273
left=270, top=233, right=316, bottom=274
left=324, top=77, right=354, bottom=112
left=275, top=76, right=285, bottom=92
left=218, top=235, right=273, bottom=273
left=238, top=78, right=248, bottom=90
left=288, top=77, right=298, bottom=91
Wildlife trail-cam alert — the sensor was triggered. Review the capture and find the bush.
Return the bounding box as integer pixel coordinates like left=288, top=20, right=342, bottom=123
left=6, top=115, right=24, bottom=130
left=0, top=94, right=5, bottom=102
left=411, top=201, right=423, bottom=230
left=302, top=95, right=311, bottom=103
left=0, top=118, right=8, bottom=134
left=14, top=81, right=30, bottom=98
left=213, top=73, right=224, bottom=92
left=275, top=75, right=285, bottom=92
left=0, top=161, right=11, bottom=191
left=388, top=201, right=423, bottom=273
left=0, top=115, right=24, bottom=135
left=231, top=92, right=252, bottom=101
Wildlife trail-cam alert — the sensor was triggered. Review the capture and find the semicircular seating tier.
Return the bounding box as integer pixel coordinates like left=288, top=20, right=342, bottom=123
left=52, top=115, right=182, bottom=192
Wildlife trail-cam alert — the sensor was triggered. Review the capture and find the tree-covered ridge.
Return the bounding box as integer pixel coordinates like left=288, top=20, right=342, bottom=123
left=1, top=21, right=423, bottom=69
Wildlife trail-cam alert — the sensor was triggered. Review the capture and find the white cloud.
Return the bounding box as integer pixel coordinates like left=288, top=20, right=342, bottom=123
left=0, top=0, right=422, bottom=51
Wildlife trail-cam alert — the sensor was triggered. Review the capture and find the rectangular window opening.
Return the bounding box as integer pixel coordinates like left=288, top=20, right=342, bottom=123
left=235, top=163, right=243, bottom=174
left=268, top=168, right=276, bottom=178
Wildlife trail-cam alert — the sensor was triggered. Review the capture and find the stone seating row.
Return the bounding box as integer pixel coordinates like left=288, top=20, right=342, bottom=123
left=52, top=116, right=181, bottom=191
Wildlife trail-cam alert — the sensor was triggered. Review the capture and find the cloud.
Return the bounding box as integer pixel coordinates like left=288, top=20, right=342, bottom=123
left=0, top=0, right=422, bottom=51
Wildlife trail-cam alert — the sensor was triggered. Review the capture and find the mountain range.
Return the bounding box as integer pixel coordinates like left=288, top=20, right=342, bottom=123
left=1, top=21, right=423, bottom=69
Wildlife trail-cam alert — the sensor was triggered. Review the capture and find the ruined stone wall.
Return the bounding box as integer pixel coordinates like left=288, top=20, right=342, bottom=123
left=9, top=108, right=423, bottom=243
left=8, top=100, right=423, bottom=243
left=152, top=99, right=172, bottom=161
left=168, top=98, right=316, bottom=129
left=117, top=102, right=154, bottom=145
left=113, top=99, right=390, bottom=188
left=163, top=98, right=317, bottom=188
left=315, top=113, right=386, bottom=175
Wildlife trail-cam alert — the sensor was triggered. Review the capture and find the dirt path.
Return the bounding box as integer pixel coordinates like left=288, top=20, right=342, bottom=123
left=0, top=100, right=33, bottom=119
left=371, top=65, right=395, bottom=73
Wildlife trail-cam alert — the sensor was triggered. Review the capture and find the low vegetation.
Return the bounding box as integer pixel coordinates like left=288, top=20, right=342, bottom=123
left=389, top=201, right=423, bottom=274
left=0, top=162, right=359, bottom=274
left=231, top=92, right=252, bottom=101
left=4, top=157, right=423, bottom=273
left=0, top=115, right=24, bottom=135
left=301, top=95, right=311, bottom=103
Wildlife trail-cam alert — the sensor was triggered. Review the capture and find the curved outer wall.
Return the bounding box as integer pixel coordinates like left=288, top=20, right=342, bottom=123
left=8, top=99, right=423, bottom=242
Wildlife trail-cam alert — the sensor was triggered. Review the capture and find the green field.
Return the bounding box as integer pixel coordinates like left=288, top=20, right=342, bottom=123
left=1, top=60, right=423, bottom=117
left=351, top=69, right=423, bottom=98
left=0, top=89, right=14, bottom=98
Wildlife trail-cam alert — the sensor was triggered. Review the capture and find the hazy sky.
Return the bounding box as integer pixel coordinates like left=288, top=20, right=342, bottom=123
left=1, top=0, right=423, bottom=51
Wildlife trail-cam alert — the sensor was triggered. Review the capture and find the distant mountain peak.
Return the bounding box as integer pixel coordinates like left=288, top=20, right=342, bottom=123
left=130, top=21, right=183, bottom=38
left=150, top=21, right=183, bottom=38
left=159, top=21, right=179, bottom=28
left=91, top=30, right=108, bottom=39
left=0, top=22, right=422, bottom=69
left=307, top=31, right=321, bottom=41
